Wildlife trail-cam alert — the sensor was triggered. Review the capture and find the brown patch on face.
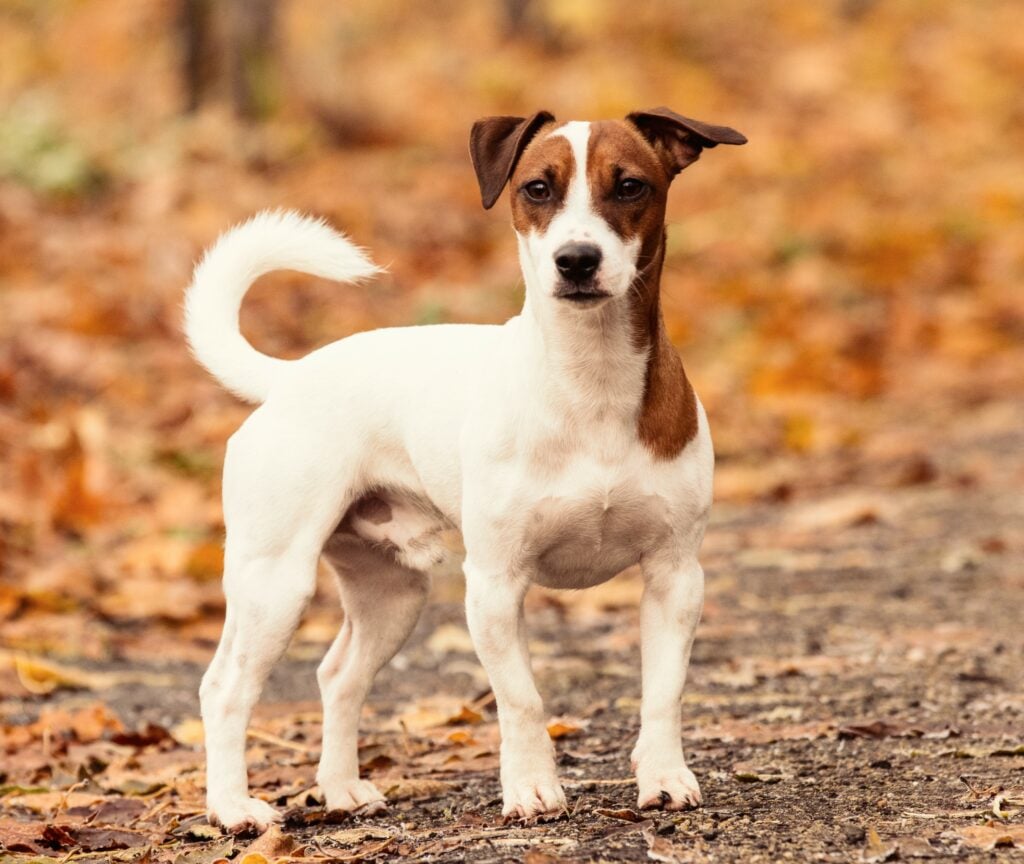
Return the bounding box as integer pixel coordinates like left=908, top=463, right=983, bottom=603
left=509, top=130, right=574, bottom=236
left=353, top=495, right=392, bottom=525
left=586, top=120, right=669, bottom=263
left=584, top=121, right=697, bottom=459
left=584, top=122, right=672, bottom=348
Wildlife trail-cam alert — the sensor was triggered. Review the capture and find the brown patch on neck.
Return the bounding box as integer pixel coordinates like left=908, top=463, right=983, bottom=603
left=639, top=320, right=699, bottom=460
left=633, top=241, right=699, bottom=459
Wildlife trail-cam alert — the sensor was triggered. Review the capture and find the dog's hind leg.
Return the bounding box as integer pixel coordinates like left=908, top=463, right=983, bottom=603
left=315, top=535, right=430, bottom=814
left=200, top=412, right=355, bottom=833
left=201, top=548, right=317, bottom=832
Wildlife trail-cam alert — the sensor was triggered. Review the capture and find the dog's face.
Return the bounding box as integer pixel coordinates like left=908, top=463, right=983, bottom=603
left=470, top=108, right=746, bottom=311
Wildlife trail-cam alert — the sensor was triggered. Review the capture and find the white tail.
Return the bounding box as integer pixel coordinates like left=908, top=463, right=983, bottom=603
left=184, top=210, right=381, bottom=403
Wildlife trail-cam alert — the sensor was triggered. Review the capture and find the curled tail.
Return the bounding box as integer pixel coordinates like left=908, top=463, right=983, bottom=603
left=184, top=210, right=381, bottom=403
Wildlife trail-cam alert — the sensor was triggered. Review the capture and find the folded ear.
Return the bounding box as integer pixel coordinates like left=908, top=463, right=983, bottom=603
left=626, top=106, right=746, bottom=177
left=470, top=111, right=555, bottom=209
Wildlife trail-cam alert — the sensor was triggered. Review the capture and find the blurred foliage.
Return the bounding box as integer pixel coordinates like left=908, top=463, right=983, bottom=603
left=0, top=0, right=1022, bottom=660
left=0, top=94, right=106, bottom=197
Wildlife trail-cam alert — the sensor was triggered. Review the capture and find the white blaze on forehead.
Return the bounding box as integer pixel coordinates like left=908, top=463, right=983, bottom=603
left=551, top=121, right=592, bottom=227
left=518, top=119, right=639, bottom=303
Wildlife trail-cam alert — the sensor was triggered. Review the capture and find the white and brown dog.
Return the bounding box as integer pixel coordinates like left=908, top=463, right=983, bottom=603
left=185, top=107, right=745, bottom=832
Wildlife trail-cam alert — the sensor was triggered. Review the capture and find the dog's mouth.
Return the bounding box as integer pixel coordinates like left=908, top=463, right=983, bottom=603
left=553, top=283, right=612, bottom=306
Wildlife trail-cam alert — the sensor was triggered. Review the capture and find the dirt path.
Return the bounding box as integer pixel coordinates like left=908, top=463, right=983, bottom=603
left=2, top=399, right=1022, bottom=862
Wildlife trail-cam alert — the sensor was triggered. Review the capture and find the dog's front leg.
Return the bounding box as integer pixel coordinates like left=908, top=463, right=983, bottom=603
left=463, top=560, right=567, bottom=819
left=632, top=556, right=705, bottom=810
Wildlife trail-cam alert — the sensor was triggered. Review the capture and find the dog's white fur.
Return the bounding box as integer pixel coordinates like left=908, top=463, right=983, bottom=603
left=188, top=121, right=711, bottom=831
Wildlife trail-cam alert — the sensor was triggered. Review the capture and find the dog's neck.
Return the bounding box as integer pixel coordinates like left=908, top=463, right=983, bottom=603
left=516, top=231, right=696, bottom=458
left=631, top=235, right=699, bottom=459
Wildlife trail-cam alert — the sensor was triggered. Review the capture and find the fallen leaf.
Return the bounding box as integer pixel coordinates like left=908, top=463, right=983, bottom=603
left=395, top=697, right=482, bottom=731
left=69, top=825, right=153, bottom=852
left=383, top=778, right=455, bottom=801
left=171, top=717, right=205, bottom=746
left=174, top=836, right=235, bottom=863
left=4, top=791, right=104, bottom=814
left=895, top=836, right=938, bottom=858
left=839, top=721, right=917, bottom=740
left=13, top=654, right=117, bottom=694
left=185, top=540, right=225, bottom=581
left=447, top=705, right=483, bottom=725
left=323, top=826, right=393, bottom=847
left=426, top=623, right=475, bottom=654
left=240, top=824, right=302, bottom=859
left=732, top=763, right=787, bottom=784
left=6, top=652, right=175, bottom=694
left=41, top=823, right=77, bottom=849
left=958, top=823, right=1024, bottom=849
left=0, top=818, right=48, bottom=854
left=595, top=807, right=644, bottom=822
left=863, top=826, right=898, bottom=862
left=642, top=822, right=687, bottom=863
left=547, top=717, right=585, bottom=739
left=788, top=493, right=893, bottom=531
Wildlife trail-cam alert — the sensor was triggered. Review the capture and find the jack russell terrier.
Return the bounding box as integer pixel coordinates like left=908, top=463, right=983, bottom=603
left=185, top=107, right=746, bottom=832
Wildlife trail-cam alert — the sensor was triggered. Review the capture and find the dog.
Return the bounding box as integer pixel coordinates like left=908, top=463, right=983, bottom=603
left=185, top=107, right=746, bottom=832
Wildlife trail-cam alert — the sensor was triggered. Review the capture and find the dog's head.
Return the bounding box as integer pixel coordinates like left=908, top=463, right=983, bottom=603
left=470, top=108, right=746, bottom=310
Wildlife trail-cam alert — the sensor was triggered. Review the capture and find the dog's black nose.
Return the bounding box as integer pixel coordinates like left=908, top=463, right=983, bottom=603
left=554, top=242, right=602, bottom=283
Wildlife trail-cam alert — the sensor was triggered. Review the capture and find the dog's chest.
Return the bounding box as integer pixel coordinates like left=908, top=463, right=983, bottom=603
left=515, top=455, right=673, bottom=589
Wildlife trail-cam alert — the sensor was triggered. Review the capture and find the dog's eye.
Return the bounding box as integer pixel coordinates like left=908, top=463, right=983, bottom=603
left=524, top=180, right=551, bottom=202
left=616, top=178, right=647, bottom=201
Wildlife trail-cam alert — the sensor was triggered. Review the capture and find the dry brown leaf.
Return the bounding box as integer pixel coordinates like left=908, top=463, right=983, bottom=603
left=241, top=824, right=303, bottom=859
left=863, top=826, right=898, bottom=862
left=426, top=623, right=475, bottom=654
left=7, top=652, right=175, bottom=695
left=323, top=826, right=393, bottom=847
left=595, top=807, right=644, bottom=822
left=642, top=823, right=687, bottom=863
left=447, top=705, right=483, bottom=725
left=546, top=717, right=585, bottom=739
left=788, top=493, right=895, bottom=531
left=383, top=778, right=455, bottom=802
left=172, top=717, right=206, bottom=746
left=3, top=790, right=105, bottom=813
left=185, top=539, right=225, bottom=581
left=958, top=823, right=1024, bottom=850
left=395, top=697, right=482, bottom=731
left=13, top=654, right=117, bottom=694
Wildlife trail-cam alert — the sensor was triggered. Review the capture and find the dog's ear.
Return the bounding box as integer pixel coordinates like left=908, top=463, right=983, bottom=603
left=470, top=111, right=555, bottom=209
left=626, top=107, right=746, bottom=177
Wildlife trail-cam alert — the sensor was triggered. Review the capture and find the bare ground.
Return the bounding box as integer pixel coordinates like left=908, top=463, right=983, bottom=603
left=1, top=397, right=1022, bottom=863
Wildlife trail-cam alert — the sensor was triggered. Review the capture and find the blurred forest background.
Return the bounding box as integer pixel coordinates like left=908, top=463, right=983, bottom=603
left=0, top=1, right=1022, bottom=860
left=2, top=0, right=1021, bottom=660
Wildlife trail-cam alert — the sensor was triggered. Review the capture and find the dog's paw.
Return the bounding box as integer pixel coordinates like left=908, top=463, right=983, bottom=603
left=501, top=778, right=568, bottom=821
left=322, top=779, right=387, bottom=816
left=208, top=796, right=282, bottom=834
left=637, top=766, right=702, bottom=811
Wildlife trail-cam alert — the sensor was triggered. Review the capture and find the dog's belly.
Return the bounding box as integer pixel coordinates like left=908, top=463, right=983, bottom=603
left=523, top=488, right=671, bottom=589
left=331, top=489, right=452, bottom=572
